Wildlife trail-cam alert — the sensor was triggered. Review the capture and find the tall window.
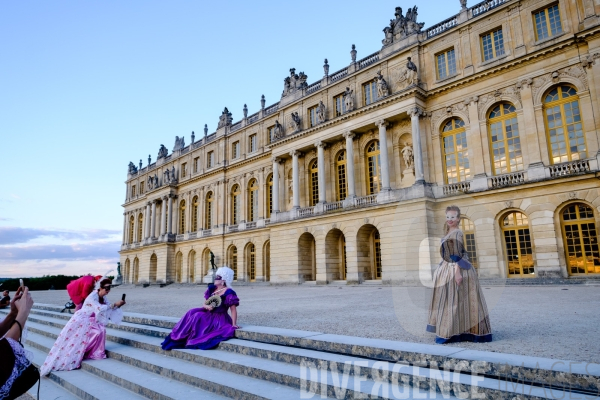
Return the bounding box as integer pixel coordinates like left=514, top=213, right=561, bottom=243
left=366, top=141, right=382, bottom=194
left=334, top=93, right=346, bottom=117
left=442, top=118, right=470, bottom=184
left=461, top=218, right=479, bottom=269
left=140, top=181, right=145, bottom=194
left=207, top=151, right=215, bottom=169
left=481, top=28, right=505, bottom=61
left=544, top=85, right=585, bottom=164
left=193, top=157, right=199, bottom=173
left=230, top=246, right=238, bottom=281
left=268, top=126, right=275, bottom=144
left=374, top=231, right=382, bottom=279
left=179, top=200, right=186, bottom=234
left=232, top=141, right=240, bottom=159
left=308, top=105, right=318, bottom=127
left=191, top=196, right=199, bottom=232
left=205, top=192, right=213, bottom=229
left=561, top=203, right=600, bottom=275
left=309, top=159, right=319, bottom=206
left=336, top=151, right=347, bottom=201
left=267, top=174, right=273, bottom=218
left=129, top=216, right=135, bottom=243
left=231, top=184, right=241, bottom=224
left=436, top=49, right=456, bottom=79
left=502, top=211, right=535, bottom=277
left=181, top=163, right=187, bottom=178
left=131, top=185, right=136, bottom=197
left=534, top=4, right=562, bottom=40
left=248, top=179, right=258, bottom=222
left=137, top=213, right=143, bottom=242
left=248, top=244, right=256, bottom=281
left=363, top=80, right=377, bottom=106
left=488, top=103, right=523, bottom=175
left=249, top=134, right=257, bottom=153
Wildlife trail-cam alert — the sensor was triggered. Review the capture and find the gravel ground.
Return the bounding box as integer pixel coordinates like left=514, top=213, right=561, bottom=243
left=24, top=283, right=600, bottom=364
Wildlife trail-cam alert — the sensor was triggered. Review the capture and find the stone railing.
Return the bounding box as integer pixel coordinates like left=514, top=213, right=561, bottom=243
left=549, top=159, right=591, bottom=177
left=202, top=229, right=212, bottom=237
left=246, top=221, right=257, bottom=229
left=176, top=234, right=184, bottom=241
left=354, top=194, right=378, bottom=207
left=306, top=81, right=321, bottom=94
left=358, top=52, right=380, bottom=69
left=298, top=206, right=314, bottom=217
left=324, top=201, right=344, bottom=212
left=329, top=68, right=348, bottom=83
left=206, top=133, right=216, bottom=143
left=264, top=103, right=279, bottom=116
left=264, top=218, right=271, bottom=225
left=228, top=224, right=239, bottom=233
left=188, top=232, right=197, bottom=239
left=426, top=15, right=458, bottom=38
left=471, top=0, right=508, bottom=17
left=247, top=112, right=259, bottom=124
left=442, top=181, right=471, bottom=195
left=489, top=171, right=526, bottom=188
left=230, top=122, right=242, bottom=132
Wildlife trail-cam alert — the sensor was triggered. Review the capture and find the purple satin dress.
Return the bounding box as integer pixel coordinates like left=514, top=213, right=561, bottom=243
left=161, top=285, right=240, bottom=350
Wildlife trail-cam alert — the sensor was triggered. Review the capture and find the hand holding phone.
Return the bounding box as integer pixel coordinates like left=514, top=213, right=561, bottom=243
left=121, top=294, right=126, bottom=301
left=19, top=279, right=24, bottom=288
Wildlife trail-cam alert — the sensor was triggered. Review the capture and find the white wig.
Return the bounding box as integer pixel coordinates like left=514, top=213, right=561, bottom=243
left=216, top=266, right=234, bottom=288
left=94, top=269, right=115, bottom=290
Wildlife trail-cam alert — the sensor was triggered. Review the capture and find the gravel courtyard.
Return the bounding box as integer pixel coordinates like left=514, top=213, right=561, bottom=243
left=25, top=283, right=600, bottom=364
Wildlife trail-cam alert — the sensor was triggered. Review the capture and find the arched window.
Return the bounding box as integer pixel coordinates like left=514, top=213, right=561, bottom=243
left=488, top=103, right=523, bottom=175
left=248, top=243, right=256, bottom=281
left=188, top=250, right=196, bottom=282
left=336, top=151, right=347, bottom=201
left=134, top=257, right=140, bottom=283
left=544, top=85, right=586, bottom=164
left=267, top=174, right=273, bottom=218
left=461, top=218, right=479, bottom=269
left=366, top=141, right=381, bottom=194
left=191, top=196, right=199, bottom=232
left=230, top=246, right=238, bottom=281
left=205, top=192, right=213, bottom=230
left=442, top=118, right=469, bottom=183
left=561, top=203, right=600, bottom=275
left=501, top=211, right=534, bottom=277
left=175, top=252, right=183, bottom=283
left=231, top=185, right=241, bottom=224
left=124, top=259, right=131, bottom=284
left=248, top=179, right=258, bottom=222
left=179, top=200, right=186, bottom=234
left=309, top=159, right=319, bottom=206
left=129, top=216, right=135, bottom=244
left=137, top=213, right=143, bottom=242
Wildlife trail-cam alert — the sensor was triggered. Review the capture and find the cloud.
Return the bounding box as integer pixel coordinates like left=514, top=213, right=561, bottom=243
left=0, top=218, right=12, bottom=221
left=0, top=227, right=120, bottom=245
left=0, top=241, right=120, bottom=261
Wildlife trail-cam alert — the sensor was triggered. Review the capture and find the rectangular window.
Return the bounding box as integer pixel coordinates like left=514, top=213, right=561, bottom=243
left=207, top=151, right=214, bottom=169
left=131, top=185, right=136, bottom=197
left=140, top=181, right=144, bottom=194
left=436, top=49, right=456, bottom=79
left=193, top=157, right=199, bottom=173
left=363, top=80, right=377, bottom=106
left=267, top=126, right=275, bottom=144
left=232, top=141, right=240, bottom=159
left=249, top=134, right=257, bottom=153
left=308, top=105, right=318, bottom=127
left=334, top=93, right=346, bottom=117
left=481, top=28, right=505, bottom=61
left=534, top=4, right=562, bottom=40
left=181, top=163, right=187, bottom=178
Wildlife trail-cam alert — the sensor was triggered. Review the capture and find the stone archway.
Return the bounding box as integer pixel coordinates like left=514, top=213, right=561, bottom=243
left=149, top=254, right=157, bottom=283
left=356, top=224, right=382, bottom=281
left=188, top=250, right=197, bottom=283
left=298, top=232, right=316, bottom=282
left=263, top=240, right=271, bottom=282
left=325, top=229, right=346, bottom=281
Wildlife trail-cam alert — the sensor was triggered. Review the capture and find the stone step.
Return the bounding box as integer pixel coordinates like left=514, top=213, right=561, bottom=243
left=12, top=309, right=583, bottom=400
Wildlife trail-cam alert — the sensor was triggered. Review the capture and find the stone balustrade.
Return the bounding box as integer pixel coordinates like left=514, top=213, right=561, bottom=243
left=549, top=159, right=591, bottom=177
left=442, top=181, right=471, bottom=196
left=329, top=68, right=348, bottom=83
left=489, top=171, right=526, bottom=189
left=264, top=103, right=279, bottom=116
left=297, top=206, right=315, bottom=218
left=230, top=121, right=242, bottom=132
left=426, top=15, right=458, bottom=38
left=324, top=201, right=344, bottom=212
left=306, top=81, right=321, bottom=94
left=358, top=52, right=380, bottom=69
left=471, top=0, right=508, bottom=17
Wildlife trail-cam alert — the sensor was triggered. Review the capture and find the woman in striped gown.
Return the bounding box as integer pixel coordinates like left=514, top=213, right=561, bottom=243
left=427, top=205, right=492, bottom=344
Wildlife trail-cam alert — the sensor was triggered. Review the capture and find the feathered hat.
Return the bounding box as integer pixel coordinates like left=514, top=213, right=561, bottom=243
left=94, top=269, right=114, bottom=290
left=215, top=266, right=234, bottom=288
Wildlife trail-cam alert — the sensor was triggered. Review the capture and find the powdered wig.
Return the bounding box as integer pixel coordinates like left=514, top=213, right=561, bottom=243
left=216, top=266, right=234, bottom=288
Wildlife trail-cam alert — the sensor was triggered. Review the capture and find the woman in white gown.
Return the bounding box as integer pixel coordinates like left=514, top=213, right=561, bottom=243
left=41, top=278, right=125, bottom=375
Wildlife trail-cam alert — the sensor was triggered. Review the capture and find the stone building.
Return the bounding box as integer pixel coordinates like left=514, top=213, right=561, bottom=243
left=120, top=0, right=600, bottom=285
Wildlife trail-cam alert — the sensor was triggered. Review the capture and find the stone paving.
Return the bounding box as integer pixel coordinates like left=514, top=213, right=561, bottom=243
left=26, top=283, right=600, bottom=364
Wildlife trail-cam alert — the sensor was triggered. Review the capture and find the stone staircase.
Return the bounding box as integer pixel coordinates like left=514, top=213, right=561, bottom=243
left=3, top=305, right=598, bottom=400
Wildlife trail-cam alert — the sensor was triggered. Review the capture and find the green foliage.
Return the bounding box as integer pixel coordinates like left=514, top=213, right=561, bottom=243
left=0, top=275, right=82, bottom=291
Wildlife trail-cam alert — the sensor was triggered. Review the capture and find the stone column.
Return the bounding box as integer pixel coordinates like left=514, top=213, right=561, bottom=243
left=167, top=195, right=174, bottom=234
left=409, top=108, right=425, bottom=183
left=290, top=150, right=302, bottom=208
left=145, top=202, right=151, bottom=239
left=375, top=120, right=392, bottom=190
left=122, top=213, right=127, bottom=245
left=151, top=200, right=157, bottom=238
left=343, top=132, right=357, bottom=199
left=161, top=196, right=168, bottom=236
left=272, top=158, right=281, bottom=212
left=519, top=82, right=546, bottom=180
left=316, top=141, right=327, bottom=203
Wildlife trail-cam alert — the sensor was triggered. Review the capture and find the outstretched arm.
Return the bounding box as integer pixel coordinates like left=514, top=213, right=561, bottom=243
left=230, top=305, right=239, bottom=328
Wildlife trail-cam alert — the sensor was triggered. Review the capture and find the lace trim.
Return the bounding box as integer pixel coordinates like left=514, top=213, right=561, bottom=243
left=0, top=338, right=32, bottom=400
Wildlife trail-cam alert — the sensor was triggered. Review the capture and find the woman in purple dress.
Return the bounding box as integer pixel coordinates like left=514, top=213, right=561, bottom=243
left=161, top=267, right=240, bottom=350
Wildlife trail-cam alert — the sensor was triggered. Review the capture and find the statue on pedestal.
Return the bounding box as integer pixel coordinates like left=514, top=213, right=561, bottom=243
left=157, top=144, right=168, bottom=160
left=290, top=112, right=301, bottom=132
left=376, top=71, right=390, bottom=98
left=343, top=87, right=354, bottom=112
left=316, top=101, right=326, bottom=124
left=272, top=120, right=284, bottom=140
left=128, top=162, right=138, bottom=174
left=217, top=108, right=233, bottom=129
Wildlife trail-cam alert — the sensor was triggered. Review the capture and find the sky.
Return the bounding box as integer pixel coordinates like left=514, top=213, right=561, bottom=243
left=0, top=0, right=454, bottom=278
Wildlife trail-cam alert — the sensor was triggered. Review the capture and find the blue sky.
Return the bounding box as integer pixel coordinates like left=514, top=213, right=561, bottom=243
left=0, top=1, right=453, bottom=277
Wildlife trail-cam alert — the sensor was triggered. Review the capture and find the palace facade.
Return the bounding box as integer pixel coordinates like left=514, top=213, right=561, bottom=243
left=120, top=0, right=600, bottom=285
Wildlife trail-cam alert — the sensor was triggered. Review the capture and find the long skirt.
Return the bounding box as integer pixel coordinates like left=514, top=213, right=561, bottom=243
left=427, top=261, right=492, bottom=344
left=161, top=308, right=236, bottom=350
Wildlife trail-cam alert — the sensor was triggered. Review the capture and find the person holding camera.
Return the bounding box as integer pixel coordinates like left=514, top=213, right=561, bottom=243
left=161, top=266, right=239, bottom=350
left=41, top=277, right=126, bottom=375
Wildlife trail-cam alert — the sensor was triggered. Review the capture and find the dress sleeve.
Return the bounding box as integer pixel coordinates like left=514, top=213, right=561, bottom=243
left=83, top=292, right=123, bottom=325
left=224, top=291, right=239, bottom=307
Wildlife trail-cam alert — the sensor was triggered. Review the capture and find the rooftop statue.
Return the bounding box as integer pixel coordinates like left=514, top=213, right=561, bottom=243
left=172, top=136, right=185, bottom=152
left=217, top=107, right=233, bottom=129
left=382, top=6, right=424, bottom=46
left=282, top=68, right=308, bottom=97
left=128, top=161, right=138, bottom=175
left=157, top=144, right=168, bottom=160
left=376, top=70, right=390, bottom=98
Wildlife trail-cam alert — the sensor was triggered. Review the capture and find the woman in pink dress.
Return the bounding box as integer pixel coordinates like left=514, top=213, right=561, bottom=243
left=41, top=278, right=125, bottom=375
